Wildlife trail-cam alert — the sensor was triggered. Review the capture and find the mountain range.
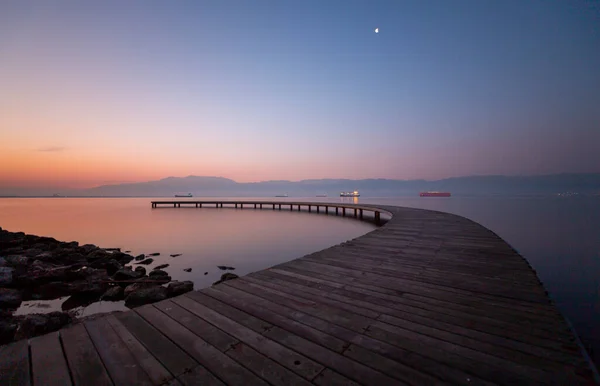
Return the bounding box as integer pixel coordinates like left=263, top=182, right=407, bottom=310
left=2, top=173, right=600, bottom=197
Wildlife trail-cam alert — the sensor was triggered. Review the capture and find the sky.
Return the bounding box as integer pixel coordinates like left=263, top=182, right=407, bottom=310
left=1, top=0, right=599, bottom=188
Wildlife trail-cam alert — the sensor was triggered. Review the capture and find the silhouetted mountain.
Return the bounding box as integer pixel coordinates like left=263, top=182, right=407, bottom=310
left=2, top=173, right=599, bottom=197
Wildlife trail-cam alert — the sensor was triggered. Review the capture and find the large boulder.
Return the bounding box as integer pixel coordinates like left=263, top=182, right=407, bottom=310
left=134, top=254, right=145, bottom=261
left=4, top=255, right=30, bottom=267
left=102, top=286, right=124, bottom=301
left=0, top=267, right=14, bottom=286
left=111, top=252, right=133, bottom=265
left=148, top=270, right=171, bottom=284
left=166, top=281, right=193, bottom=297
left=81, top=244, right=98, bottom=254
left=125, top=286, right=168, bottom=308
left=23, top=248, right=44, bottom=258
left=113, top=268, right=144, bottom=282
left=17, top=312, right=71, bottom=339
left=134, top=266, right=146, bottom=276
left=0, top=319, right=18, bottom=345
left=0, top=288, right=22, bottom=308
left=89, top=258, right=122, bottom=276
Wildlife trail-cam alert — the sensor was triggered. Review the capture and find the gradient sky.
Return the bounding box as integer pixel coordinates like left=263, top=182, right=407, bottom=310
left=1, top=0, right=599, bottom=188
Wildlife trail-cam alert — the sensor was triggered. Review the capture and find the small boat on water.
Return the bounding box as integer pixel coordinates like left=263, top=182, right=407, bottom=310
left=275, top=194, right=288, bottom=197
left=175, top=193, right=193, bottom=197
left=316, top=194, right=328, bottom=197
left=420, top=192, right=451, bottom=197
left=340, top=191, right=360, bottom=197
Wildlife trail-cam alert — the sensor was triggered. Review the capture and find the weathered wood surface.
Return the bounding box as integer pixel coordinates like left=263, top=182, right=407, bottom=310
left=1, top=203, right=597, bottom=385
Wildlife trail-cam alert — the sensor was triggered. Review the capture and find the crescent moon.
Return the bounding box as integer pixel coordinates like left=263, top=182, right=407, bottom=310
left=375, top=28, right=379, bottom=33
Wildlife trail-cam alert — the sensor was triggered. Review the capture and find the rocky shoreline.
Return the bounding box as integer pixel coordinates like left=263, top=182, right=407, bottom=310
left=0, top=227, right=194, bottom=345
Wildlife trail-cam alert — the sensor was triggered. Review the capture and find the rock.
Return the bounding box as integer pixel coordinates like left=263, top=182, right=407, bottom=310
left=124, top=283, right=150, bottom=298
left=0, top=319, right=17, bottom=345
left=204, top=271, right=208, bottom=275
left=154, top=264, right=169, bottom=270
left=18, top=312, right=71, bottom=339
left=135, top=254, right=145, bottom=261
left=111, top=252, right=134, bottom=265
left=0, top=267, right=14, bottom=286
left=125, top=286, right=168, bottom=308
left=170, top=254, right=182, bottom=257
left=183, top=268, right=192, bottom=272
left=61, top=294, right=100, bottom=311
left=103, top=248, right=121, bottom=252
left=0, top=288, right=22, bottom=308
left=166, top=281, right=193, bottom=297
left=81, top=244, right=98, bottom=253
left=0, top=257, right=6, bottom=267
left=102, top=286, right=124, bottom=301
left=134, top=266, right=146, bottom=275
left=217, top=265, right=235, bottom=271
left=17, top=265, right=95, bottom=286
left=149, top=269, right=169, bottom=277
left=24, top=248, right=44, bottom=257
left=4, top=255, right=30, bottom=267
left=113, top=268, right=144, bottom=282
left=213, top=273, right=239, bottom=286
left=148, top=253, right=160, bottom=256
left=86, top=249, right=112, bottom=262
left=135, top=258, right=154, bottom=265
left=89, top=258, right=122, bottom=275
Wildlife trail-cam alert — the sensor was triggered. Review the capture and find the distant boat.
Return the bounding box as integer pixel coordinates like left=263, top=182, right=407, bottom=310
left=52, top=193, right=62, bottom=197
left=275, top=193, right=288, bottom=197
left=316, top=194, right=328, bottom=197
left=420, top=192, right=451, bottom=197
left=175, top=193, right=193, bottom=197
left=340, top=191, right=360, bottom=197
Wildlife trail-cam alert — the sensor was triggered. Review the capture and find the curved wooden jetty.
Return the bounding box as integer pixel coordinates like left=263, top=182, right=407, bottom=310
left=1, top=202, right=597, bottom=385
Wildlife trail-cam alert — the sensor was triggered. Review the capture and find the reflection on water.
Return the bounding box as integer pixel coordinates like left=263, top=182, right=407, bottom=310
left=0, top=198, right=376, bottom=317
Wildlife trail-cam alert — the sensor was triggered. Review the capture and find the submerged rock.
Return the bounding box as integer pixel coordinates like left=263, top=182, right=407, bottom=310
left=0, top=288, right=22, bottom=308
left=135, top=254, right=145, bottom=261
left=217, top=265, right=235, bottom=271
left=170, top=254, right=181, bottom=257
left=166, top=281, right=193, bottom=297
left=213, top=273, right=239, bottom=286
left=125, top=286, right=168, bottom=308
left=148, top=253, right=160, bottom=256
left=135, top=258, right=154, bottom=265
left=153, top=264, right=169, bottom=270
left=183, top=268, right=192, bottom=272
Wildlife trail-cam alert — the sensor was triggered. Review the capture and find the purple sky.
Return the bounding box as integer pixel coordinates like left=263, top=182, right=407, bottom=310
left=1, top=0, right=599, bottom=188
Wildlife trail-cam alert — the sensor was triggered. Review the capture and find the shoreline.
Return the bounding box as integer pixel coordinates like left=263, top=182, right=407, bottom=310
left=0, top=226, right=194, bottom=345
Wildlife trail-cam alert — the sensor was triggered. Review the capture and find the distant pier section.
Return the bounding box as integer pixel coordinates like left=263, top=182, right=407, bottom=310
left=151, top=200, right=386, bottom=225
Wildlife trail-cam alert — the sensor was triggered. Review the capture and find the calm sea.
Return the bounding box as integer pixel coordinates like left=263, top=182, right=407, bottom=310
left=1, top=196, right=598, bottom=364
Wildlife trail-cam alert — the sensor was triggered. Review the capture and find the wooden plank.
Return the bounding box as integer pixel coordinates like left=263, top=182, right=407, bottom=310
left=30, top=332, right=72, bottom=386
left=175, top=294, right=324, bottom=380
left=175, top=365, right=225, bottom=386
left=225, top=342, right=313, bottom=386
left=135, top=303, right=269, bottom=386
left=85, top=317, right=154, bottom=386
left=61, top=323, right=113, bottom=386
left=116, top=310, right=197, bottom=377
left=0, top=339, right=31, bottom=386
left=202, top=285, right=347, bottom=352
left=105, top=314, right=174, bottom=385
left=257, top=269, right=586, bottom=367
left=312, top=369, right=362, bottom=386
left=222, top=275, right=496, bottom=385
left=153, top=299, right=239, bottom=352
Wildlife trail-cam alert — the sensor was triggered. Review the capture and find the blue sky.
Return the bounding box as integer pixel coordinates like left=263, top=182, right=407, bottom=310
left=0, top=0, right=599, bottom=186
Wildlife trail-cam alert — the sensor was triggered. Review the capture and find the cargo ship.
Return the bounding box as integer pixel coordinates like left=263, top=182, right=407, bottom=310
left=420, top=192, right=451, bottom=197
left=340, top=191, right=360, bottom=197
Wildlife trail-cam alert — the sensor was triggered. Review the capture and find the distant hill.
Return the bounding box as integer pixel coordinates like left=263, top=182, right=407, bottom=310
left=8, top=173, right=594, bottom=197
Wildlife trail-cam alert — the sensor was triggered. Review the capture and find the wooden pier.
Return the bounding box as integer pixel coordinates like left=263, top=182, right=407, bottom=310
left=150, top=200, right=385, bottom=225
left=1, top=203, right=598, bottom=385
